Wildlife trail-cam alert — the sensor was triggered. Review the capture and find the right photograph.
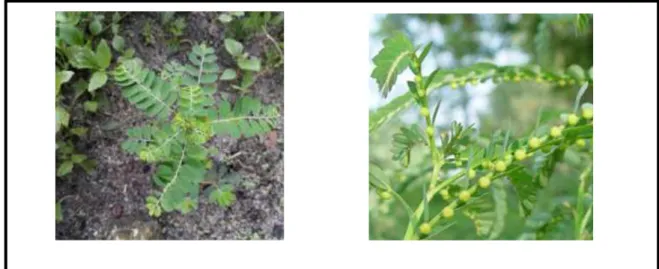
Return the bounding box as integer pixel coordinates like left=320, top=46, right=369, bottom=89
left=369, top=14, right=593, bottom=240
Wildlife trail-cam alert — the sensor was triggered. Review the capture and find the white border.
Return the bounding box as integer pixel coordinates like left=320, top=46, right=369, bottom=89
left=3, top=2, right=658, bottom=269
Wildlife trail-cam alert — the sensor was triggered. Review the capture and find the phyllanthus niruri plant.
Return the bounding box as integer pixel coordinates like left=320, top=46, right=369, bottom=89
left=369, top=32, right=593, bottom=240
left=112, top=42, right=279, bottom=217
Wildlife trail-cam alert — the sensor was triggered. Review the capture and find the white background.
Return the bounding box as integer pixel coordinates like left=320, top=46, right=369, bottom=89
left=1, top=2, right=658, bottom=269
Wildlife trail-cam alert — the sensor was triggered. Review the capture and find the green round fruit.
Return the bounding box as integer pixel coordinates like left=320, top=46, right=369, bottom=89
left=514, top=149, right=527, bottom=161
left=576, top=139, right=586, bottom=147
left=550, top=126, right=563, bottom=138
left=420, top=107, right=430, bottom=117
left=439, top=189, right=449, bottom=197
left=482, top=160, right=492, bottom=169
left=494, top=160, right=507, bottom=172
left=567, top=114, right=580, bottom=126
left=442, top=207, right=454, bottom=218
left=379, top=191, right=392, bottom=200
left=529, top=137, right=542, bottom=149
left=478, top=176, right=491, bottom=188
left=504, top=154, right=513, bottom=164
left=467, top=169, right=476, bottom=179
left=459, top=190, right=471, bottom=202
left=426, top=126, right=435, bottom=137
left=582, top=107, right=593, bottom=120
left=419, top=223, right=432, bottom=234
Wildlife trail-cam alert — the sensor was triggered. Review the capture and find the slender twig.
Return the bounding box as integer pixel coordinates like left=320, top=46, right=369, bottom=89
left=262, top=25, right=283, bottom=60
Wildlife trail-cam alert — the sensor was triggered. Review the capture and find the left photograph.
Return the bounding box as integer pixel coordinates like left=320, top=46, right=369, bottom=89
left=55, top=11, right=284, bottom=240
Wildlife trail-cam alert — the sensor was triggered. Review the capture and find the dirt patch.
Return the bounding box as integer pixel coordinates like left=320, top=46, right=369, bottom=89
left=56, top=12, right=284, bottom=240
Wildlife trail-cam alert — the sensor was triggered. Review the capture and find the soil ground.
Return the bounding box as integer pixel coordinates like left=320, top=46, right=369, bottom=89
left=55, top=12, right=284, bottom=240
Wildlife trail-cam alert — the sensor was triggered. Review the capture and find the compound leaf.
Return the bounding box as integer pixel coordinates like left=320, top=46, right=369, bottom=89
left=210, top=185, right=236, bottom=208
left=371, top=32, right=415, bottom=98
left=211, top=96, right=279, bottom=138
left=113, top=59, right=177, bottom=119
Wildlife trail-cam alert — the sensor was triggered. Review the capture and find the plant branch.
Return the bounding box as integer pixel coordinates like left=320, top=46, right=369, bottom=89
left=262, top=25, right=283, bottom=60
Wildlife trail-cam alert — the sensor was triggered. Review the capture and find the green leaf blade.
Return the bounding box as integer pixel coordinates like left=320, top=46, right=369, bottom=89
left=371, top=32, right=415, bottom=98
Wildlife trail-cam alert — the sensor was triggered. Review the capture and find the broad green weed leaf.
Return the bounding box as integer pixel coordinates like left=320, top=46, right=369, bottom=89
left=71, top=154, right=87, bottom=164
left=58, top=23, right=84, bottom=46
left=68, top=46, right=97, bottom=69
left=57, top=161, right=74, bottom=177
left=95, top=40, right=112, bottom=69
left=88, top=71, right=107, bottom=92
left=218, top=13, right=233, bottom=23
left=220, top=69, right=237, bottom=80
left=112, top=35, right=125, bottom=52
left=56, top=70, right=74, bottom=95
left=89, top=19, right=102, bottom=35
left=84, top=101, right=99, bottom=112
left=240, top=71, right=255, bottom=89
left=224, top=38, right=244, bottom=57
left=230, top=11, right=245, bottom=17
left=371, top=32, right=415, bottom=98
left=56, top=106, right=70, bottom=133
left=237, top=57, right=261, bottom=72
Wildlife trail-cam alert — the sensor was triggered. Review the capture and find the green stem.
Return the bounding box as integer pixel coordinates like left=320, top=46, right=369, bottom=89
left=427, top=166, right=522, bottom=228
left=401, top=122, right=590, bottom=240
left=403, top=170, right=464, bottom=240
left=575, top=160, right=592, bottom=239
left=402, top=58, right=446, bottom=240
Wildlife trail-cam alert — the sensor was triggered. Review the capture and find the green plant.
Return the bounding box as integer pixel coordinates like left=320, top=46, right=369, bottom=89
left=217, top=11, right=245, bottom=24
left=220, top=38, right=261, bottom=92
left=112, top=42, right=279, bottom=217
left=221, top=12, right=283, bottom=41
left=56, top=12, right=129, bottom=180
left=56, top=12, right=114, bottom=93
left=142, top=19, right=155, bottom=46
left=369, top=32, right=593, bottom=240
left=161, top=12, right=187, bottom=52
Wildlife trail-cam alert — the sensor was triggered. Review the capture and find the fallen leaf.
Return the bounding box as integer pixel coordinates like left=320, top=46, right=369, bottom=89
left=265, top=131, right=278, bottom=149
